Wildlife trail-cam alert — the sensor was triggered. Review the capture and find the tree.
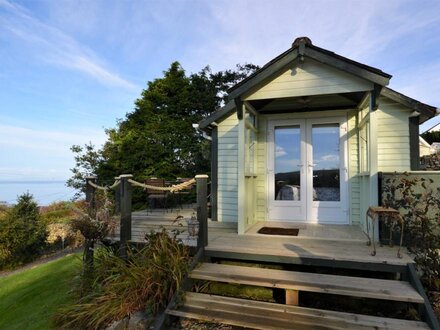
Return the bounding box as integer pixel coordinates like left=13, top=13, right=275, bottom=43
left=421, top=131, right=440, bottom=145
left=0, top=193, right=48, bottom=268
left=67, top=143, right=104, bottom=199
left=67, top=62, right=259, bottom=204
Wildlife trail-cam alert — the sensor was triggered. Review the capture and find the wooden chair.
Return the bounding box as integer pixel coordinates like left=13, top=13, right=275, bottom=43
left=172, top=178, right=194, bottom=209
left=145, top=178, right=168, bottom=211
left=365, top=206, right=404, bottom=258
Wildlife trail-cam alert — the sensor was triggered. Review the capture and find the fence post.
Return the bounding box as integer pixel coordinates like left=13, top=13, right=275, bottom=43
left=114, top=176, right=121, bottom=214
left=119, top=174, right=133, bottom=259
left=84, top=176, right=97, bottom=273
left=85, top=176, right=97, bottom=210
left=196, top=174, right=209, bottom=250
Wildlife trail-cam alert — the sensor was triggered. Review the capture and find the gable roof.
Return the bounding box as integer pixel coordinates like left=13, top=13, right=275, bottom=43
left=227, top=37, right=392, bottom=101
left=381, top=87, right=437, bottom=123
left=199, top=37, right=438, bottom=130
left=427, top=123, right=440, bottom=132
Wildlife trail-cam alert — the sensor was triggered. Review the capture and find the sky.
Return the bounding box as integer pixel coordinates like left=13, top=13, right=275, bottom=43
left=1, top=0, right=439, bottom=182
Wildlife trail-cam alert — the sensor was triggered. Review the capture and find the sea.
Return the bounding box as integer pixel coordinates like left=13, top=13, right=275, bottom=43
left=0, top=181, right=79, bottom=206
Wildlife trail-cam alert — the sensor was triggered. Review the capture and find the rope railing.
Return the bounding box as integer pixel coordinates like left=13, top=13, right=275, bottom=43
left=87, top=179, right=120, bottom=191
left=86, top=176, right=196, bottom=193
left=127, top=178, right=196, bottom=193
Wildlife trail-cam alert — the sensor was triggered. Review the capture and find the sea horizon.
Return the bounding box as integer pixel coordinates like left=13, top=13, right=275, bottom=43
left=0, top=180, right=79, bottom=206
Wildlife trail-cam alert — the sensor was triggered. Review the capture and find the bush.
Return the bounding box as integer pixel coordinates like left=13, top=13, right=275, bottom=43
left=382, top=173, right=440, bottom=291
left=53, top=229, right=190, bottom=329
left=0, top=193, right=48, bottom=269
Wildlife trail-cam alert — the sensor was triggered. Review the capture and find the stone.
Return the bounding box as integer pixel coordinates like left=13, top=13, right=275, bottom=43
left=128, top=311, right=152, bottom=330
left=106, top=317, right=129, bottom=330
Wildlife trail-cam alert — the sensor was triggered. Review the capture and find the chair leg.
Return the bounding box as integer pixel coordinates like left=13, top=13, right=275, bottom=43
left=371, top=217, right=376, bottom=256
left=365, top=212, right=371, bottom=247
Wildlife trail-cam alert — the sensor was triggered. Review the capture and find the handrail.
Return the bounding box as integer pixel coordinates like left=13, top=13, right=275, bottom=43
left=406, top=264, right=440, bottom=330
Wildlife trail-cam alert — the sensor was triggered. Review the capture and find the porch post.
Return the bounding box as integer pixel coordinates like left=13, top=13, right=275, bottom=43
left=237, top=102, right=246, bottom=234
left=85, top=176, right=97, bottom=210
left=119, top=174, right=132, bottom=259
left=368, top=92, right=379, bottom=240
left=196, top=174, right=209, bottom=249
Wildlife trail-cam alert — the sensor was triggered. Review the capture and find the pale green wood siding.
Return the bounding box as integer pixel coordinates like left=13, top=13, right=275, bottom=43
left=347, top=111, right=361, bottom=224
left=217, top=114, right=239, bottom=222
left=244, top=59, right=373, bottom=101
left=377, top=97, right=412, bottom=172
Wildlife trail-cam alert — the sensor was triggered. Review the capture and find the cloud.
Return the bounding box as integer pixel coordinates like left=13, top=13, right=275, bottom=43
left=0, top=0, right=138, bottom=90
left=321, top=154, right=339, bottom=162
left=0, top=124, right=106, bottom=154
left=0, top=124, right=107, bottom=180
left=275, top=145, right=287, bottom=158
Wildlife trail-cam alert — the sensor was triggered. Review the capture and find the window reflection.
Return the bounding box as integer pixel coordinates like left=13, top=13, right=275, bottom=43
left=312, top=124, right=340, bottom=201
left=274, top=126, right=301, bottom=201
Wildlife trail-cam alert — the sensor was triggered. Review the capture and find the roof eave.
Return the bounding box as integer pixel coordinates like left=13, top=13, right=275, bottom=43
left=227, top=43, right=392, bottom=101
left=381, top=87, right=437, bottom=124
left=198, top=100, right=236, bottom=132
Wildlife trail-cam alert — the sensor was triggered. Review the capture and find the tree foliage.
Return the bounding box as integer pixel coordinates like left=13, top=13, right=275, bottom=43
left=382, top=174, right=440, bottom=291
left=0, top=193, right=48, bottom=269
left=67, top=62, right=259, bottom=203
left=421, top=131, right=440, bottom=145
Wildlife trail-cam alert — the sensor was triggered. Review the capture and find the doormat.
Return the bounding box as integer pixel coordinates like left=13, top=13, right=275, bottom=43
left=257, top=227, right=299, bottom=236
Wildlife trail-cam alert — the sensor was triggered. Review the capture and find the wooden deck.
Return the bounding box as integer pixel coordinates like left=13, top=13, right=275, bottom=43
left=110, top=208, right=413, bottom=270
left=206, top=232, right=413, bottom=271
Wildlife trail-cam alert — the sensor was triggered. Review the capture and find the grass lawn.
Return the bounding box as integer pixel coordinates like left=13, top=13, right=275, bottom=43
left=0, top=253, right=80, bottom=330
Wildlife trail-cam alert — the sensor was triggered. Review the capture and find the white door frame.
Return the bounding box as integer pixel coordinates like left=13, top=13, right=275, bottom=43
left=267, top=116, right=349, bottom=224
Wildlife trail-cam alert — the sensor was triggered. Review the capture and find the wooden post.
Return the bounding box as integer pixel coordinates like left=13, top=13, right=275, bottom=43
left=85, top=176, right=97, bottom=210
left=286, top=290, right=299, bottom=306
left=119, top=174, right=132, bottom=259
left=114, top=176, right=121, bottom=214
left=84, top=176, right=97, bottom=273
left=196, top=174, right=209, bottom=250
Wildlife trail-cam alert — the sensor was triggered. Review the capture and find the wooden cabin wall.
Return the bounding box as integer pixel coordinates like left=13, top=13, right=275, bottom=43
left=217, top=114, right=239, bottom=222
left=377, top=97, right=412, bottom=172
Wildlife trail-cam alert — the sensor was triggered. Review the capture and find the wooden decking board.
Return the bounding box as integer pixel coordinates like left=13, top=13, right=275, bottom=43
left=190, top=263, right=424, bottom=303
left=167, top=292, right=429, bottom=330
left=206, top=234, right=413, bottom=267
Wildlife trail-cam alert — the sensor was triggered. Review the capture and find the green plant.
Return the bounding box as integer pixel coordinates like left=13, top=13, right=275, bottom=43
left=382, top=173, right=440, bottom=290
left=0, top=253, right=80, bottom=330
left=70, top=192, right=117, bottom=277
left=53, top=229, right=190, bottom=329
left=0, top=193, right=48, bottom=269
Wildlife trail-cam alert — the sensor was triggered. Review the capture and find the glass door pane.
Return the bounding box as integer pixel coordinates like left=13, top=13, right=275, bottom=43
left=311, top=124, right=340, bottom=201
left=274, top=126, right=301, bottom=201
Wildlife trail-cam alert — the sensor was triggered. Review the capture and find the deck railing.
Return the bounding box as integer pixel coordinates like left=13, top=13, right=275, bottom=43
left=85, top=174, right=209, bottom=257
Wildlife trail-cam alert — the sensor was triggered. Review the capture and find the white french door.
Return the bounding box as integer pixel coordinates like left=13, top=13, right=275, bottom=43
left=267, top=117, right=348, bottom=224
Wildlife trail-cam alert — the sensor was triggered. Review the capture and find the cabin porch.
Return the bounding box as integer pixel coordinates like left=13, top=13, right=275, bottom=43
left=109, top=207, right=412, bottom=271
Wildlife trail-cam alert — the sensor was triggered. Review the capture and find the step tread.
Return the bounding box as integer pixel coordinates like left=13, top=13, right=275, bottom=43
left=167, top=292, right=429, bottom=330
left=190, top=263, right=424, bottom=303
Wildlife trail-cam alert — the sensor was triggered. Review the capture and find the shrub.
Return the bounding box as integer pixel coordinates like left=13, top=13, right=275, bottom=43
left=40, top=201, right=78, bottom=224
left=53, top=229, right=190, bottom=329
left=382, top=173, right=440, bottom=291
left=0, top=193, right=48, bottom=269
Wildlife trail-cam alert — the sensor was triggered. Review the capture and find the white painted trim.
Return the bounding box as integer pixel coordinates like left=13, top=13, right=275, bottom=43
left=266, top=113, right=349, bottom=224
left=237, top=104, right=246, bottom=235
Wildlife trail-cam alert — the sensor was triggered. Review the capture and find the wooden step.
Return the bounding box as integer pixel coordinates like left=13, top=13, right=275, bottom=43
left=167, top=292, right=429, bottom=330
left=190, top=263, right=424, bottom=303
